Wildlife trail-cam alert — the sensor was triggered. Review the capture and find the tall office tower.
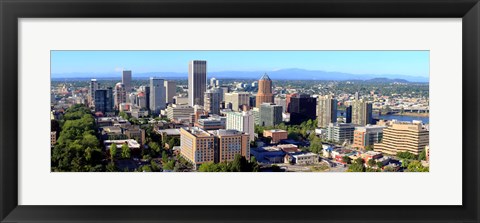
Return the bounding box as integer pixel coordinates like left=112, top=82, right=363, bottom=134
left=352, top=99, right=373, bottom=126
left=251, top=107, right=261, bottom=125
left=353, top=125, right=386, bottom=150
left=219, top=86, right=229, bottom=101
left=215, top=79, right=220, bottom=87
left=288, top=94, right=317, bottom=125
left=122, top=70, right=132, bottom=93
left=274, top=97, right=287, bottom=113
left=326, top=123, right=356, bottom=144
left=136, top=91, right=147, bottom=109
left=210, top=77, right=217, bottom=88
left=374, top=122, right=429, bottom=156
left=204, top=89, right=221, bottom=115
left=226, top=111, right=255, bottom=142
left=188, top=60, right=207, bottom=106
left=255, top=73, right=274, bottom=108
left=89, top=79, right=99, bottom=107
left=114, top=83, right=126, bottom=109
left=224, top=92, right=250, bottom=111
left=345, top=105, right=352, bottom=123
left=249, top=95, right=257, bottom=108
left=149, top=77, right=166, bottom=115
left=106, top=87, right=114, bottom=112
left=94, top=89, right=108, bottom=113
left=285, top=93, right=298, bottom=113
left=144, top=86, right=150, bottom=111
left=259, top=103, right=283, bottom=127
left=164, top=80, right=176, bottom=104
left=317, top=95, right=338, bottom=128
left=179, top=127, right=249, bottom=166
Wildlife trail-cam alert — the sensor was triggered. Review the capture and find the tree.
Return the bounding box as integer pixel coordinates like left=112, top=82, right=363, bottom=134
left=376, top=161, right=384, bottom=169
left=121, top=143, right=131, bottom=159
left=342, top=156, right=351, bottom=164
left=397, top=151, right=417, bottom=160
left=163, top=160, right=176, bottom=171
left=109, top=143, right=117, bottom=160
left=407, top=160, right=429, bottom=172
left=418, top=149, right=427, bottom=161
left=367, top=159, right=376, bottom=167
left=119, top=111, right=128, bottom=120
left=309, top=137, right=322, bottom=154
left=365, top=145, right=373, bottom=151
left=162, top=151, right=169, bottom=163
left=106, top=162, right=116, bottom=172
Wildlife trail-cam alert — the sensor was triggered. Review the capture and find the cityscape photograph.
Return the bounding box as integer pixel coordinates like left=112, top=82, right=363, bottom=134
left=50, top=50, right=430, bottom=172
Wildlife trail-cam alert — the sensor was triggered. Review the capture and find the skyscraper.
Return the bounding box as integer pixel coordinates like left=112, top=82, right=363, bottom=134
left=89, top=79, right=99, bottom=107
left=226, top=111, right=255, bottom=142
left=204, top=89, right=221, bottom=115
left=188, top=60, right=207, bottom=106
left=164, top=80, right=176, bottom=104
left=114, top=82, right=126, bottom=109
left=122, top=70, right=132, bottom=93
left=224, top=92, right=250, bottom=111
left=352, top=99, right=373, bottom=126
left=317, top=95, right=338, bottom=128
left=288, top=94, right=317, bottom=125
left=260, top=103, right=283, bottom=127
left=94, top=89, right=108, bottom=113
left=149, top=77, right=166, bottom=114
left=256, top=73, right=274, bottom=107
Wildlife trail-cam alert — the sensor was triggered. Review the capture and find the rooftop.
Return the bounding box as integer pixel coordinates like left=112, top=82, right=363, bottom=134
left=259, top=73, right=271, bottom=81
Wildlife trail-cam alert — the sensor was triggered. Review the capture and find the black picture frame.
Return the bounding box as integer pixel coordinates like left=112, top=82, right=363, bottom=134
left=1, top=0, right=479, bottom=222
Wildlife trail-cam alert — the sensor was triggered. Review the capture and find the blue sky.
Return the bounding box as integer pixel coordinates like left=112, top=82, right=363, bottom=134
left=51, top=50, right=429, bottom=77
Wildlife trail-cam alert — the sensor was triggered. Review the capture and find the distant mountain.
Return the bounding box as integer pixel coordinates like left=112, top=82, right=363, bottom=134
left=51, top=68, right=428, bottom=82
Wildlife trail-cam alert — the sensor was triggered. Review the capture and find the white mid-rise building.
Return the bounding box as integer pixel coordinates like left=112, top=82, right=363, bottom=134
left=226, top=111, right=255, bottom=142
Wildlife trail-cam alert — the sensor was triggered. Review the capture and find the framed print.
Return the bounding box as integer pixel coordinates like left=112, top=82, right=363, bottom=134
left=1, top=0, right=479, bottom=222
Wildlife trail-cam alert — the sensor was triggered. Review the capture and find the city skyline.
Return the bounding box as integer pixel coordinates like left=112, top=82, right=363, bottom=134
left=51, top=50, right=430, bottom=79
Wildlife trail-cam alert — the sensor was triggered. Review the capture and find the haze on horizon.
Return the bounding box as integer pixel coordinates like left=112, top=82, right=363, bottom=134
left=51, top=50, right=429, bottom=79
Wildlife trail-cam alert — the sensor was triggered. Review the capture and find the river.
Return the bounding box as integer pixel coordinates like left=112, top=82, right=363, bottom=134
left=336, top=111, right=429, bottom=124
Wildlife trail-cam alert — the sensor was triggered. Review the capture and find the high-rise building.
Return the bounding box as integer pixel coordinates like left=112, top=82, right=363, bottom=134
left=164, top=80, right=176, bottom=104
left=224, top=92, right=250, bottom=111
left=345, top=105, right=352, bottom=123
left=353, top=125, right=386, bottom=149
left=122, top=70, right=132, bottom=93
left=251, top=107, right=260, bottom=125
left=139, top=86, right=150, bottom=111
left=226, top=111, right=255, bottom=142
left=211, top=129, right=250, bottom=163
left=180, top=127, right=250, bottom=166
left=374, top=122, right=429, bottom=156
left=136, top=91, right=147, bottom=109
left=180, top=127, right=215, bottom=165
left=94, top=89, right=109, bottom=113
left=352, top=99, right=373, bottom=126
left=317, top=95, right=338, bottom=128
left=326, top=123, right=355, bottom=144
left=114, top=82, right=126, bottom=109
left=256, top=73, right=274, bottom=107
left=204, top=89, right=221, bottom=115
left=149, top=77, right=166, bottom=114
left=188, top=60, right=207, bottom=106
left=259, top=103, right=283, bottom=127
left=285, top=93, right=298, bottom=113
left=89, top=79, right=99, bottom=107
left=274, top=97, right=287, bottom=113
left=288, top=94, right=317, bottom=125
